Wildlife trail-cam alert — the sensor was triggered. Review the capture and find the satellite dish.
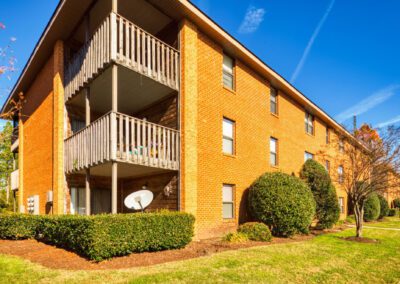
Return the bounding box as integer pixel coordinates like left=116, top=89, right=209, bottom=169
left=124, top=190, right=154, bottom=212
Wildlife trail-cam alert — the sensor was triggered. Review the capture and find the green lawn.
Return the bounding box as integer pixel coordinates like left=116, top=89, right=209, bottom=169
left=1, top=218, right=399, bottom=284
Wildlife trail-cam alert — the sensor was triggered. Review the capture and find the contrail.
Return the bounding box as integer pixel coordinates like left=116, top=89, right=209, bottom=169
left=290, top=0, right=335, bottom=84
left=335, top=84, right=400, bottom=123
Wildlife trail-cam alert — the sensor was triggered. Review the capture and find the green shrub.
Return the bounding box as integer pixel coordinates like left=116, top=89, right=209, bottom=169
left=364, top=193, right=381, bottom=222
left=300, top=160, right=340, bottom=229
left=0, top=212, right=194, bottom=261
left=248, top=172, right=316, bottom=237
left=377, top=195, right=389, bottom=219
left=388, top=209, right=397, bottom=217
left=393, top=198, right=400, bottom=209
left=238, top=222, right=272, bottom=242
left=223, top=232, right=248, bottom=243
left=0, top=214, right=40, bottom=240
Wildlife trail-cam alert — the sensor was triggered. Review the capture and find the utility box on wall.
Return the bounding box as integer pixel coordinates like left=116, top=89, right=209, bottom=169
left=27, top=195, right=39, bottom=215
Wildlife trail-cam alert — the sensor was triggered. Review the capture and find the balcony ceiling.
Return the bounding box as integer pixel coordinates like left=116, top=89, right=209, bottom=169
left=69, top=65, right=176, bottom=116
left=73, top=0, right=174, bottom=46
left=72, top=161, right=173, bottom=178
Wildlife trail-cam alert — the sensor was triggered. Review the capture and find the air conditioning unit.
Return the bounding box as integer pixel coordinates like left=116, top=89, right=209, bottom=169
left=27, top=195, right=39, bottom=215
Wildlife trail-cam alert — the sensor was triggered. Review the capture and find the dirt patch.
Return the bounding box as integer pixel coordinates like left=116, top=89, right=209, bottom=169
left=341, top=236, right=379, bottom=243
left=0, top=234, right=313, bottom=270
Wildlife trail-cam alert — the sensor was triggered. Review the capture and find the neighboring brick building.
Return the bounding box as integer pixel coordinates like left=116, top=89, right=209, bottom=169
left=2, top=0, right=367, bottom=238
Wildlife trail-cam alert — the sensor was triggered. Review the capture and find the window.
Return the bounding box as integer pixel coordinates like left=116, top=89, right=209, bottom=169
left=326, top=127, right=330, bottom=144
left=338, top=197, right=345, bottom=214
left=223, top=54, right=234, bottom=90
left=71, top=119, right=85, bottom=134
left=325, top=160, right=330, bottom=173
left=222, top=184, right=234, bottom=219
left=305, top=112, right=314, bottom=135
left=70, top=187, right=86, bottom=215
left=304, top=151, right=314, bottom=161
left=339, top=139, right=344, bottom=152
left=223, top=118, right=235, bottom=155
left=270, top=137, right=278, bottom=166
left=270, top=87, right=278, bottom=115
left=338, top=166, right=344, bottom=183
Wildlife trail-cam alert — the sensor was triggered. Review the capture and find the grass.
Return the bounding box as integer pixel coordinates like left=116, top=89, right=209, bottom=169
left=1, top=219, right=400, bottom=284
left=365, top=216, right=400, bottom=229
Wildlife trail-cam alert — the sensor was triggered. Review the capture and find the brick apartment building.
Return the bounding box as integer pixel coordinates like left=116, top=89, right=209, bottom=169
left=2, top=0, right=394, bottom=238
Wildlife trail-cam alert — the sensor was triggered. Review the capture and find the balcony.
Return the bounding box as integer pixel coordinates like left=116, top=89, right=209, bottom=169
left=10, top=169, right=19, bottom=190
left=64, top=112, right=179, bottom=174
left=64, top=12, right=180, bottom=102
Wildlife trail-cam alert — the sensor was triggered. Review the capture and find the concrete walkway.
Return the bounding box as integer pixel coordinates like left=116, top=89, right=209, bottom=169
left=346, top=224, right=400, bottom=231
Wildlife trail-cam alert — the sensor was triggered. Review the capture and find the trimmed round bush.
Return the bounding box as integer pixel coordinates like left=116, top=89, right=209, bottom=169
left=364, top=193, right=381, bottom=222
left=393, top=198, right=400, bottom=209
left=248, top=172, right=316, bottom=237
left=300, top=160, right=340, bottom=229
left=377, top=195, right=389, bottom=219
left=237, top=222, right=272, bottom=242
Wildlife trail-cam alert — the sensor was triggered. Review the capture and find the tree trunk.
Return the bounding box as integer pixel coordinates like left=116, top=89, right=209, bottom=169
left=354, top=202, right=364, bottom=238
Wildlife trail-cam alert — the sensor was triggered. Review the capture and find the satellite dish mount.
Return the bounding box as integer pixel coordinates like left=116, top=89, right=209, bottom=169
left=124, top=190, right=154, bottom=212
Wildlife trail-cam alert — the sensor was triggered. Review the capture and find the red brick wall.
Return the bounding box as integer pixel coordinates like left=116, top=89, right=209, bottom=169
left=133, top=95, right=178, bottom=129
left=21, top=55, right=54, bottom=214
left=190, top=29, right=348, bottom=238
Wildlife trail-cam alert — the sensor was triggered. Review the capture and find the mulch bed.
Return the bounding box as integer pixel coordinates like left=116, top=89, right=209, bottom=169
left=341, top=236, right=379, bottom=243
left=0, top=234, right=314, bottom=270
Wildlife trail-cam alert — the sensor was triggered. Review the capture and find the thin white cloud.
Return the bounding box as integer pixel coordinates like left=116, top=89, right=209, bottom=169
left=335, top=84, right=400, bottom=123
left=290, top=0, right=335, bottom=83
left=238, top=6, right=266, bottom=34
left=376, top=115, right=400, bottom=128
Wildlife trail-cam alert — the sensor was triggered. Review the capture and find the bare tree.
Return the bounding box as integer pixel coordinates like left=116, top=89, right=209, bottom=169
left=320, top=124, right=400, bottom=238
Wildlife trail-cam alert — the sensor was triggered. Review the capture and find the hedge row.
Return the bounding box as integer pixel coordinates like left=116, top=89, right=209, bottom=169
left=0, top=212, right=195, bottom=261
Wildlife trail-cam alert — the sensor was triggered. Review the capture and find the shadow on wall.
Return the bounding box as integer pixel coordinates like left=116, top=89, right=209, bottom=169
left=239, top=187, right=254, bottom=224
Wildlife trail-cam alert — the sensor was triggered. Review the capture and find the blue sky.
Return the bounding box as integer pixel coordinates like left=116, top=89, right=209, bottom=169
left=0, top=0, right=399, bottom=130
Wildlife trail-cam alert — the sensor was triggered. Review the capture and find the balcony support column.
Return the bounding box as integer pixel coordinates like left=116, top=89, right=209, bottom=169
left=111, top=162, right=118, bottom=214
left=85, top=169, right=91, bottom=215
left=111, top=58, right=118, bottom=214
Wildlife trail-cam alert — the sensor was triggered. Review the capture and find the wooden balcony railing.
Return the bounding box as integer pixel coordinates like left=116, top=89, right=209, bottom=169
left=64, top=12, right=180, bottom=102
left=64, top=112, right=179, bottom=173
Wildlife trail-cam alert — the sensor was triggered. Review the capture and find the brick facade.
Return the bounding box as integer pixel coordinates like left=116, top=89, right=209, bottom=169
left=181, top=28, right=349, bottom=238
left=20, top=55, right=55, bottom=214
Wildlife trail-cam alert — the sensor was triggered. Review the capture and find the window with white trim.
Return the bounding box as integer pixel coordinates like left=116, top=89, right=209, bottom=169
left=223, top=54, right=234, bottom=90
left=223, top=118, right=235, bottom=155
left=270, top=88, right=278, bottom=115
left=339, top=139, right=344, bottom=152
left=338, top=165, right=344, bottom=183
left=305, top=112, right=314, bottom=135
left=326, top=127, right=330, bottom=144
left=304, top=151, right=314, bottom=161
left=222, top=184, right=234, bottom=219
left=270, top=137, right=278, bottom=166
left=325, top=160, right=330, bottom=173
